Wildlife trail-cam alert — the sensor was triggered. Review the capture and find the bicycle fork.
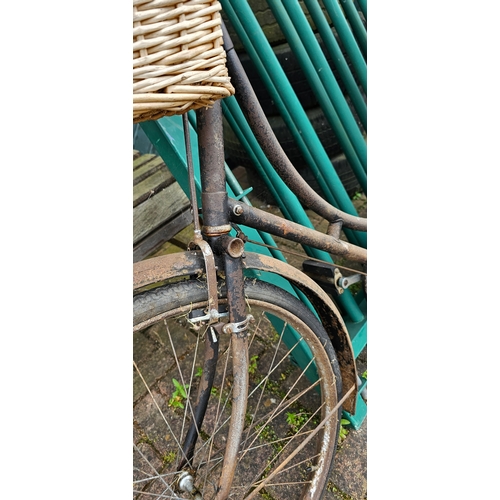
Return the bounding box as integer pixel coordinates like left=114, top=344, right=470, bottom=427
left=178, top=102, right=252, bottom=499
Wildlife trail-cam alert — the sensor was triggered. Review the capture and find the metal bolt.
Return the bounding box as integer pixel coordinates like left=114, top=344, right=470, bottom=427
left=177, top=472, right=195, bottom=493
left=177, top=471, right=202, bottom=499
left=233, top=204, right=244, bottom=216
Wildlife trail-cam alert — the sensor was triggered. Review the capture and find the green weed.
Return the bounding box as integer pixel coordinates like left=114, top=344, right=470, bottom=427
left=338, top=418, right=351, bottom=443
left=162, top=451, right=176, bottom=466
left=249, top=355, right=259, bottom=375
left=286, top=411, right=309, bottom=432
left=168, top=378, right=189, bottom=409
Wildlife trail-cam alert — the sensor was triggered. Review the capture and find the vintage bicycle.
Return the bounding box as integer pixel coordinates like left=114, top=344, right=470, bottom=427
left=133, top=1, right=367, bottom=498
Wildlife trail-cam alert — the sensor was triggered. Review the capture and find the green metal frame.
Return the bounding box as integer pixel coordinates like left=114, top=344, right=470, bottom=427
left=221, top=0, right=368, bottom=224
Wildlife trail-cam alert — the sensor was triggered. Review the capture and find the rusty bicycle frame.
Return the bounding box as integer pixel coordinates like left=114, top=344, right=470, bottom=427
left=133, top=28, right=367, bottom=500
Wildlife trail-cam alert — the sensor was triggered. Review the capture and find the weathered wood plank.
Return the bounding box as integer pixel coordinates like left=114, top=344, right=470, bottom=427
left=133, top=151, right=193, bottom=260
left=133, top=153, right=156, bottom=170
left=133, top=156, right=167, bottom=185
left=133, top=168, right=176, bottom=208
left=133, top=208, right=193, bottom=262
left=133, top=182, right=190, bottom=244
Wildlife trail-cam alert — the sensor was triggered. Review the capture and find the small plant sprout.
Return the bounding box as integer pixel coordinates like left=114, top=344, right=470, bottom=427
left=338, top=418, right=351, bottom=443
left=286, top=411, right=308, bottom=432
left=249, top=355, right=259, bottom=375
left=169, top=378, right=189, bottom=409
left=162, top=451, right=176, bottom=466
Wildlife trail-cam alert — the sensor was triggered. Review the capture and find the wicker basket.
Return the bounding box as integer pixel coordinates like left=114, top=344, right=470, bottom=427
left=133, top=0, right=235, bottom=123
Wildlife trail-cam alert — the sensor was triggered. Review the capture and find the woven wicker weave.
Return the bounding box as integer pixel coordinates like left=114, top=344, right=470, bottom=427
left=133, top=0, right=235, bottom=123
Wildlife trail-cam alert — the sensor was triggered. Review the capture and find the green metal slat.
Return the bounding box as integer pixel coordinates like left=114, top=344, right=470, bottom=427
left=321, top=0, right=367, bottom=90
left=344, top=297, right=367, bottom=358
left=223, top=105, right=296, bottom=221
left=278, top=1, right=367, bottom=170
left=355, top=0, right=367, bottom=21
left=269, top=0, right=368, bottom=177
left=303, top=0, right=367, bottom=130
left=141, top=117, right=201, bottom=204
left=340, top=0, right=367, bottom=58
left=343, top=392, right=367, bottom=430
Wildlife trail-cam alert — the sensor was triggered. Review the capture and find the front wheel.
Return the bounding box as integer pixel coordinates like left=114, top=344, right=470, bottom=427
left=133, top=278, right=342, bottom=499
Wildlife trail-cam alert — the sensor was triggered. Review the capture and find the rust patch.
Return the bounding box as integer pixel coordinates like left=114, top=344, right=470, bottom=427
left=133, top=251, right=205, bottom=290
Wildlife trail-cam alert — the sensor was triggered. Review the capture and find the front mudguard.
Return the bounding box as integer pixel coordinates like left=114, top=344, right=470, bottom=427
left=134, top=251, right=358, bottom=414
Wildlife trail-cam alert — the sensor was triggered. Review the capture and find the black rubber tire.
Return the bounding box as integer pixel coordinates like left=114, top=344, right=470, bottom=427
left=134, top=278, right=342, bottom=499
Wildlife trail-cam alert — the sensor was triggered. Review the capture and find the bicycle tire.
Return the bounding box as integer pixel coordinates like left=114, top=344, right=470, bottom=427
left=133, top=278, right=342, bottom=499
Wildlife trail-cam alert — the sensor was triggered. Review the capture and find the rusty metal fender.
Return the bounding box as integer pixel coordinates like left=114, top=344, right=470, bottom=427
left=133, top=251, right=357, bottom=414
